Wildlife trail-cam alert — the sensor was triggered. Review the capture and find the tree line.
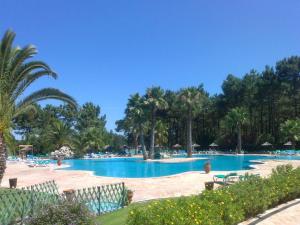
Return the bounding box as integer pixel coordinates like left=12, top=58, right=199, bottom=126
left=14, top=102, right=126, bottom=156
left=117, top=56, right=300, bottom=158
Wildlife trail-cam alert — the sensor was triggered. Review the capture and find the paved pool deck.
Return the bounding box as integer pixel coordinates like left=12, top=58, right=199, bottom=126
left=2, top=159, right=300, bottom=203
left=2, top=159, right=300, bottom=224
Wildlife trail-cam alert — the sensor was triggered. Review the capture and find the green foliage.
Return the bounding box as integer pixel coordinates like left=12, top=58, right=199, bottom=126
left=268, top=165, right=300, bottom=205
left=227, top=175, right=271, bottom=218
left=177, top=86, right=207, bottom=117
left=0, top=29, right=77, bottom=184
left=176, top=86, right=208, bottom=156
left=222, top=107, right=248, bottom=152
left=223, top=107, right=248, bottom=131
left=96, top=204, right=135, bottom=225
left=144, top=86, right=168, bottom=158
left=25, top=200, right=97, bottom=225
left=127, top=165, right=300, bottom=225
left=14, top=102, right=122, bottom=155
left=0, top=180, right=60, bottom=225
left=127, top=193, right=243, bottom=225
left=155, top=120, right=168, bottom=146
left=116, top=93, right=149, bottom=159
left=280, top=119, right=300, bottom=146
left=0, top=29, right=77, bottom=134
left=46, top=120, right=73, bottom=149
left=119, top=56, right=300, bottom=151
left=76, top=102, right=106, bottom=131
left=144, top=87, right=168, bottom=112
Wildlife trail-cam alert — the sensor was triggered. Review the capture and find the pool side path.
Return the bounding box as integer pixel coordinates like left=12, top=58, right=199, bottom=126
left=2, top=159, right=300, bottom=202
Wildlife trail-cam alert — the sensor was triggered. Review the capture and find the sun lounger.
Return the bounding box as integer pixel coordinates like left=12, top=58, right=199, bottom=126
left=28, top=159, right=51, bottom=167
left=213, top=172, right=238, bottom=184
left=7, top=156, right=20, bottom=163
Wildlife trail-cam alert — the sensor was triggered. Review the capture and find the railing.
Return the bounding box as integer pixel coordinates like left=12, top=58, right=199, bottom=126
left=0, top=181, right=128, bottom=225
left=65, top=182, right=127, bottom=215
left=0, top=180, right=59, bottom=225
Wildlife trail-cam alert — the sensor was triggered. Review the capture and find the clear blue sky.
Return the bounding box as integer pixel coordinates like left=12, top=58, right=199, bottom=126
left=1, top=0, right=300, bottom=131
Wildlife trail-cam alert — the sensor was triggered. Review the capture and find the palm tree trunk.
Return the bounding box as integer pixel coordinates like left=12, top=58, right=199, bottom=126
left=140, top=129, right=148, bottom=160
left=237, top=125, right=242, bottom=154
left=293, top=77, right=298, bottom=117
left=187, top=110, right=193, bottom=157
left=0, top=132, right=6, bottom=185
left=134, top=133, right=139, bottom=155
left=149, top=110, right=156, bottom=159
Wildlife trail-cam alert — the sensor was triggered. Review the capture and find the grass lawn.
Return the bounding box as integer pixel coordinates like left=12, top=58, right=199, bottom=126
left=95, top=198, right=177, bottom=225
left=95, top=205, right=132, bottom=225
left=95, top=202, right=151, bottom=225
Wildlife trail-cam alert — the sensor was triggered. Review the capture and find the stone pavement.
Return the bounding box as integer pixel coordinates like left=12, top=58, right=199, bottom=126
left=3, top=159, right=300, bottom=202
left=240, top=199, right=300, bottom=225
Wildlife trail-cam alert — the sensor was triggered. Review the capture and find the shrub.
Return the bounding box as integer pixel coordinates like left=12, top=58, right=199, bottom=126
left=198, top=189, right=244, bottom=225
left=227, top=175, right=272, bottom=218
left=127, top=197, right=226, bottom=225
left=25, top=200, right=98, bottom=225
left=128, top=190, right=243, bottom=225
left=127, top=165, right=300, bottom=225
left=268, top=165, right=300, bottom=205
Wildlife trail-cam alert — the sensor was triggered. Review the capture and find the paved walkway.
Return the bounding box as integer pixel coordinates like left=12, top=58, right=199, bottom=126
left=2, top=159, right=300, bottom=202
left=240, top=199, right=300, bottom=225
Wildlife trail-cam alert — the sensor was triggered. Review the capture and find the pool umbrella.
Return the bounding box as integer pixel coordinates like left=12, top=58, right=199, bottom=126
left=103, top=145, right=111, bottom=150
left=18, top=145, right=33, bottom=159
left=261, top=142, right=272, bottom=146
left=155, top=144, right=161, bottom=148
left=209, top=143, right=218, bottom=147
left=284, top=141, right=292, bottom=146
left=192, top=143, right=200, bottom=147
left=173, top=144, right=182, bottom=148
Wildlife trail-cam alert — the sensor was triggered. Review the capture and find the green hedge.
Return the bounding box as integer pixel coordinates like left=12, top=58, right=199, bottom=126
left=127, top=165, right=300, bottom=225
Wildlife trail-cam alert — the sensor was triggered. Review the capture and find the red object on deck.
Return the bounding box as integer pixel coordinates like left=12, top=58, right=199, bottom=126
left=57, top=159, right=62, bottom=166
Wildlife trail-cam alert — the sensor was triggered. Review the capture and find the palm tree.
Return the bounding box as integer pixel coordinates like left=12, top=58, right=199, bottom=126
left=125, top=93, right=148, bottom=160
left=224, top=107, right=248, bottom=154
left=47, top=120, right=73, bottom=149
left=280, top=119, right=300, bottom=149
left=83, top=127, right=105, bottom=151
left=155, top=120, right=168, bottom=147
left=116, top=117, right=139, bottom=154
left=0, top=30, right=77, bottom=184
left=144, top=87, right=168, bottom=159
left=177, top=87, right=206, bottom=157
left=72, top=133, right=89, bottom=157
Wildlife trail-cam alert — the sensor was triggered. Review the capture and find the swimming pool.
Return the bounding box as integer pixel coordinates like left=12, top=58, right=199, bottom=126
left=61, top=154, right=300, bottom=178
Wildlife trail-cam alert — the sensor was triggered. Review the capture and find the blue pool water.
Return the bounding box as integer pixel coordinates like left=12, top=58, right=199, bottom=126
left=61, top=154, right=300, bottom=178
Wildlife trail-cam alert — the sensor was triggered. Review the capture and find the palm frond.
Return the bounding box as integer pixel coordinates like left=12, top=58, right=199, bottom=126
left=12, top=69, right=57, bottom=101
left=10, top=60, right=55, bottom=89
left=14, top=104, right=38, bottom=119
left=10, top=45, right=37, bottom=78
left=16, top=88, right=77, bottom=111
left=0, top=30, right=16, bottom=77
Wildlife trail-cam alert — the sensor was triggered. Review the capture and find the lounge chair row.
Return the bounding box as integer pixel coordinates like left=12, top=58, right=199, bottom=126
left=27, top=160, right=51, bottom=167
left=213, top=172, right=260, bottom=185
